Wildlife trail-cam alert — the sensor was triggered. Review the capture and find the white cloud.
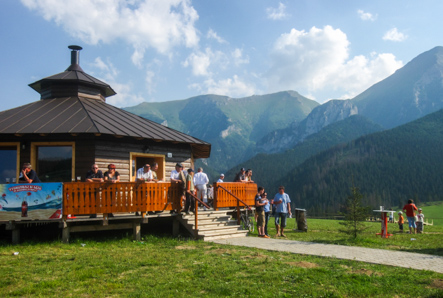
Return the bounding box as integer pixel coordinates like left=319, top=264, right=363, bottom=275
left=90, top=57, right=119, bottom=80
left=89, top=56, right=144, bottom=107
left=357, top=9, right=377, bottom=21
left=207, top=28, right=227, bottom=44
left=266, top=26, right=403, bottom=102
left=190, top=75, right=256, bottom=98
left=182, top=48, right=228, bottom=76
left=266, top=2, right=289, bottom=20
left=383, top=28, right=408, bottom=42
left=145, top=70, right=155, bottom=95
left=20, top=0, right=200, bottom=65
left=232, top=48, right=249, bottom=66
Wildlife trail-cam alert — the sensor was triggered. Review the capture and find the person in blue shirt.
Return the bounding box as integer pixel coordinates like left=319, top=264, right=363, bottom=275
left=272, top=186, right=292, bottom=237
left=263, top=192, right=271, bottom=237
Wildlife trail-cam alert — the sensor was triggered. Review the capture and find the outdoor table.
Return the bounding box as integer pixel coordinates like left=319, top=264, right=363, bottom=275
left=373, top=209, right=394, bottom=238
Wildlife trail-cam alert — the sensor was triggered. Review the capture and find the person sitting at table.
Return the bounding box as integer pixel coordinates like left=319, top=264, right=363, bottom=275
left=136, top=164, right=152, bottom=182
left=85, top=164, right=104, bottom=182
left=104, top=164, right=120, bottom=183
left=18, top=163, right=41, bottom=183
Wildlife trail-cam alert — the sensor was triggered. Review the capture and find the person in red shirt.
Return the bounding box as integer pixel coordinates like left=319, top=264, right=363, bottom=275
left=402, top=199, right=418, bottom=234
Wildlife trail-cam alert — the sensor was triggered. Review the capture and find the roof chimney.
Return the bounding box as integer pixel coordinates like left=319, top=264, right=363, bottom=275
left=66, top=45, right=84, bottom=71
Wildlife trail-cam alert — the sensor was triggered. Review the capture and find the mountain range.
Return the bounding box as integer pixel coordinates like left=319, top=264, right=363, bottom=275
left=124, top=46, right=443, bottom=210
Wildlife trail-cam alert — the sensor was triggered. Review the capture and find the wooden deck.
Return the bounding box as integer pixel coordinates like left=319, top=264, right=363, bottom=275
left=1, top=182, right=258, bottom=243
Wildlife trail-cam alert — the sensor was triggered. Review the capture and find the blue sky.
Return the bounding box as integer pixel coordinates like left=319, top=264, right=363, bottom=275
left=0, top=0, right=441, bottom=111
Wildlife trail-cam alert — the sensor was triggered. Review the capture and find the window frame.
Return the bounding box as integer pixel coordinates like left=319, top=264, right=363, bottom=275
left=0, top=142, right=20, bottom=181
left=129, top=152, right=165, bottom=182
left=31, top=142, right=76, bottom=181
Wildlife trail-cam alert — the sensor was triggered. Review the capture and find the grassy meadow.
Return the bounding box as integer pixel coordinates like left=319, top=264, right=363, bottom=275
left=0, top=201, right=442, bottom=297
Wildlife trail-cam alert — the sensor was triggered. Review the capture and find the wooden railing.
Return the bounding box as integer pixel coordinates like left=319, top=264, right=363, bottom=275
left=63, top=182, right=257, bottom=217
left=213, top=182, right=256, bottom=209
left=63, top=182, right=182, bottom=216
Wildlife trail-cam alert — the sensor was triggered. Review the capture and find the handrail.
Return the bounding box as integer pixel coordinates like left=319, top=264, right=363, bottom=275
left=216, top=184, right=252, bottom=225
left=217, top=184, right=250, bottom=208
left=188, top=192, right=211, bottom=210
left=187, top=191, right=211, bottom=239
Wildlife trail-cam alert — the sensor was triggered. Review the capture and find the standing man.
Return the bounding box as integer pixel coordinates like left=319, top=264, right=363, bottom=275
left=402, top=199, right=418, bottom=234
left=272, top=186, right=292, bottom=237
left=183, top=168, right=195, bottom=214
left=255, top=186, right=268, bottom=238
left=136, top=164, right=152, bottom=182
left=217, top=173, right=224, bottom=183
left=170, top=163, right=186, bottom=213
left=19, top=163, right=41, bottom=183
left=193, top=167, right=209, bottom=210
left=85, top=164, right=104, bottom=182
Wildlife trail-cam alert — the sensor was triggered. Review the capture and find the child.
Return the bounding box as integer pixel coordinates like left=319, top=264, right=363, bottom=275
left=398, top=211, right=404, bottom=232
left=416, top=208, right=425, bottom=234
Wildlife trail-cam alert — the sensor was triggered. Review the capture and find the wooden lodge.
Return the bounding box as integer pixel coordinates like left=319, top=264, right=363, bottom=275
left=0, top=46, right=257, bottom=243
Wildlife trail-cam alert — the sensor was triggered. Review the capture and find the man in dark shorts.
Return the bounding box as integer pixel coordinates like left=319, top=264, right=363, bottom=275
left=255, top=186, right=268, bottom=238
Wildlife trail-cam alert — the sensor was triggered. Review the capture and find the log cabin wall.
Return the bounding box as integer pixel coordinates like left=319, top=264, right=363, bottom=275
left=1, top=134, right=194, bottom=183
left=92, top=137, right=193, bottom=182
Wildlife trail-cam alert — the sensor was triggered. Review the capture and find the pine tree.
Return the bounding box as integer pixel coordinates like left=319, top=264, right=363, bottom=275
left=339, top=186, right=371, bottom=238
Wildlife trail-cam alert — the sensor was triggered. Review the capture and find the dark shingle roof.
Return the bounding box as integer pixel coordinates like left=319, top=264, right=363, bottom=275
left=0, top=97, right=211, bottom=158
left=29, top=70, right=116, bottom=98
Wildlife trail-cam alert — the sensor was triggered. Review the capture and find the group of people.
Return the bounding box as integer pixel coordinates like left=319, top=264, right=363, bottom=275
left=170, top=163, right=211, bottom=214
left=254, top=185, right=292, bottom=238
left=85, top=163, right=160, bottom=183
left=397, top=199, right=425, bottom=234
left=233, top=168, right=254, bottom=183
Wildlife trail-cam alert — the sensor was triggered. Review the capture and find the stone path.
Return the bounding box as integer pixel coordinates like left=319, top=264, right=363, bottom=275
left=211, top=237, right=443, bottom=274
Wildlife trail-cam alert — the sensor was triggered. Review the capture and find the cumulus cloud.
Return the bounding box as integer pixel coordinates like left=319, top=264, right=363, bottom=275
left=266, top=25, right=403, bottom=102
left=207, top=28, right=227, bottom=44
left=182, top=48, right=228, bottom=76
left=20, top=0, right=200, bottom=64
left=189, top=75, right=255, bottom=98
left=89, top=57, right=144, bottom=107
left=232, top=48, right=249, bottom=66
left=357, top=9, right=377, bottom=21
left=383, top=28, right=408, bottom=42
left=266, top=2, right=289, bottom=20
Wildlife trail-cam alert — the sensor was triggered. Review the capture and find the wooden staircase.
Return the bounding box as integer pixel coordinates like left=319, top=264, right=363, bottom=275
left=178, top=210, right=249, bottom=241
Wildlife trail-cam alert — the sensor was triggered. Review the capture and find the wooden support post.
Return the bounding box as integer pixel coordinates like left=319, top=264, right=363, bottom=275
left=62, top=221, right=70, bottom=244
left=12, top=227, right=20, bottom=245
left=172, top=217, right=180, bottom=237
left=133, top=222, right=141, bottom=241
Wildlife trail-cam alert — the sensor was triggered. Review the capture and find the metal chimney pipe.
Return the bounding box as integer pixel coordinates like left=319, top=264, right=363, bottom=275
left=66, top=45, right=83, bottom=71
left=68, top=45, right=82, bottom=65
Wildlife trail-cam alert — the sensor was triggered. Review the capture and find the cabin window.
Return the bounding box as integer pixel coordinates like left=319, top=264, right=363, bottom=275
left=0, top=143, right=19, bottom=183
left=129, top=153, right=165, bottom=182
left=31, top=142, right=75, bottom=182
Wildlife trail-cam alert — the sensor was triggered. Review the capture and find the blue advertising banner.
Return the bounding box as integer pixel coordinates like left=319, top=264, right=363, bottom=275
left=0, top=183, right=63, bottom=221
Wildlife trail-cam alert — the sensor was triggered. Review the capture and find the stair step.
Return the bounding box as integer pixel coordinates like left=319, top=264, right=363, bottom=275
left=197, top=225, right=241, bottom=232
left=202, top=231, right=249, bottom=241
left=198, top=227, right=244, bottom=236
left=179, top=211, right=248, bottom=240
left=186, top=221, right=238, bottom=229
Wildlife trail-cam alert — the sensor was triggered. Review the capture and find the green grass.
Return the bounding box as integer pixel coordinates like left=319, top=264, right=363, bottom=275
left=419, top=200, right=443, bottom=226
left=0, top=236, right=442, bottom=297
left=256, top=218, right=443, bottom=256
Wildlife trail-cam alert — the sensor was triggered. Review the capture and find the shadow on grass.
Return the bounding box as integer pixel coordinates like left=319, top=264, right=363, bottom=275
left=0, top=216, right=194, bottom=246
